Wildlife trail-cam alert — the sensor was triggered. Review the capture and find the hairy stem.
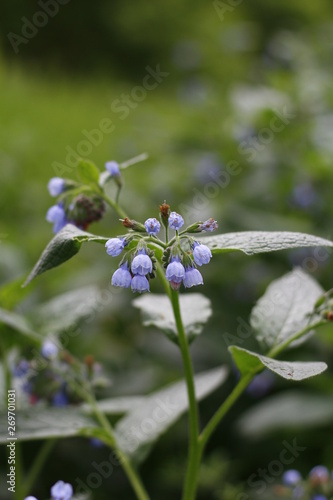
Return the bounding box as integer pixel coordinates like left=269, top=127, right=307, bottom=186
left=169, top=290, right=200, bottom=500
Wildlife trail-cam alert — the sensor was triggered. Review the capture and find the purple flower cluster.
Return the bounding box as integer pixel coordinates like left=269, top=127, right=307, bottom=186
left=24, top=480, right=73, bottom=500
left=14, top=343, right=101, bottom=408
left=109, top=248, right=153, bottom=294
left=278, top=466, right=333, bottom=499
left=106, top=209, right=216, bottom=293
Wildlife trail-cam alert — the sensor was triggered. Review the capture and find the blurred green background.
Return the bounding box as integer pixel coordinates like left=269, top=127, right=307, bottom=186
left=1, top=0, right=333, bottom=498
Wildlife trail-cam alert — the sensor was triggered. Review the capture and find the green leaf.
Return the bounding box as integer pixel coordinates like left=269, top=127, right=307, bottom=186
left=31, top=286, right=103, bottom=335
left=229, top=345, right=327, bottom=381
left=0, top=396, right=144, bottom=444
left=250, top=268, right=324, bottom=352
left=0, top=307, right=41, bottom=344
left=0, top=406, right=98, bottom=444
left=196, top=231, right=333, bottom=255
left=132, top=293, right=212, bottom=344
left=23, top=225, right=108, bottom=286
left=237, top=392, right=333, bottom=437
left=77, top=159, right=100, bottom=186
left=114, top=367, right=229, bottom=461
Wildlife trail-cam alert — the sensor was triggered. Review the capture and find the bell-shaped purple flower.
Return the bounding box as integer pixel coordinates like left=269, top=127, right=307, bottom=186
left=105, top=238, right=126, bottom=257
left=105, top=161, right=120, bottom=176
left=48, top=177, right=65, bottom=197
left=193, top=243, right=212, bottom=266
left=24, top=497, right=38, bottom=500
left=131, top=249, right=153, bottom=276
left=111, top=263, right=132, bottom=288
left=282, top=470, right=302, bottom=487
left=131, top=275, right=150, bottom=293
left=50, top=480, right=73, bottom=500
left=166, top=256, right=185, bottom=284
left=183, top=267, right=203, bottom=288
left=46, top=205, right=67, bottom=233
left=41, top=340, right=58, bottom=359
left=145, top=218, right=161, bottom=235
left=168, top=211, right=184, bottom=230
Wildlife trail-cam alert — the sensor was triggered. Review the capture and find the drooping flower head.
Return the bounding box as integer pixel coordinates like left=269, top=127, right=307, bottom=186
left=131, top=249, right=153, bottom=276
left=183, top=266, right=203, bottom=288
left=24, top=497, right=38, bottom=500
left=111, top=263, right=132, bottom=289
left=105, top=161, right=120, bottom=176
left=192, top=242, right=212, bottom=266
left=48, top=177, right=65, bottom=197
left=168, top=211, right=184, bottom=231
left=145, top=218, right=161, bottom=236
left=46, top=205, right=67, bottom=233
left=50, top=480, right=73, bottom=500
left=166, top=256, right=185, bottom=285
left=105, top=238, right=126, bottom=257
left=131, top=275, right=150, bottom=294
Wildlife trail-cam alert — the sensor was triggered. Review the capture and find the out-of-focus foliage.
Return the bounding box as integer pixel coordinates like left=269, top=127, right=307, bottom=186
left=1, top=0, right=333, bottom=498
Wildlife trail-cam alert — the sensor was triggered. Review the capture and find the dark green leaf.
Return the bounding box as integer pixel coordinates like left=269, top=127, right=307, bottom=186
left=23, top=225, right=108, bottom=286
left=132, top=293, right=212, bottom=344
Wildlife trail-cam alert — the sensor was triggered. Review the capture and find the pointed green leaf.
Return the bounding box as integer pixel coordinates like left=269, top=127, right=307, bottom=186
left=237, top=392, right=333, bottom=437
left=77, top=159, right=100, bottom=186
left=250, top=268, right=324, bottom=352
left=24, top=225, right=108, bottom=286
left=0, top=396, right=144, bottom=444
left=0, top=406, right=98, bottom=444
left=229, top=345, right=327, bottom=381
left=84, top=396, right=145, bottom=415
left=196, top=231, right=333, bottom=255
left=132, top=293, right=212, bottom=344
left=115, top=367, right=229, bottom=461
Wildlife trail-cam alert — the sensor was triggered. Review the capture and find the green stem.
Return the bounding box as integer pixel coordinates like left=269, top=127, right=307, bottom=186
left=72, top=379, right=150, bottom=500
left=120, top=153, right=148, bottom=169
left=199, top=374, right=253, bottom=451
left=100, top=193, right=127, bottom=219
left=267, top=320, right=327, bottom=358
left=21, top=440, right=55, bottom=498
left=169, top=290, right=200, bottom=500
